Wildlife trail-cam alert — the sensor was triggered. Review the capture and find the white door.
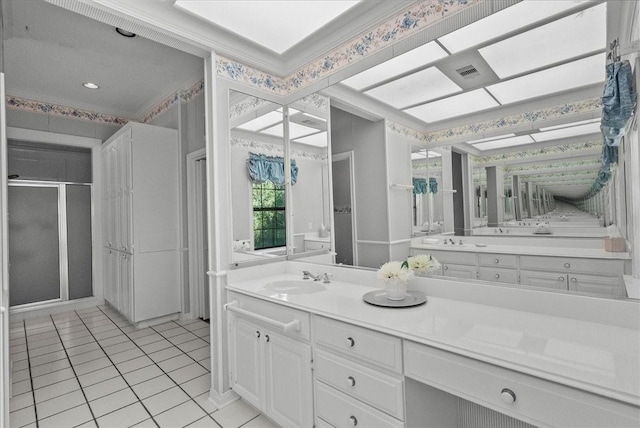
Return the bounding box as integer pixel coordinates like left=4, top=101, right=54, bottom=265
left=228, top=316, right=263, bottom=410
left=1, top=72, right=11, bottom=428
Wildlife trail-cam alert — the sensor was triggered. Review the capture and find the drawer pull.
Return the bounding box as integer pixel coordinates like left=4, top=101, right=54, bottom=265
left=558, top=276, right=565, bottom=281
left=346, top=376, right=356, bottom=387
left=500, top=388, right=516, bottom=404
left=444, top=265, right=449, bottom=270
left=571, top=277, right=577, bottom=282
left=564, top=262, right=571, bottom=268
left=255, top=331, right=261, bottom=338
left=494, top=259, right=499, bottom=264
left=495, top=274, right=500, bottom=279
left=349, top=415, right=358, bottom=426
left=265, top=334, right=270, bottom=343
left=346, top=337, right=355, bottom=347
left=224, top=301, right=301, bottom=333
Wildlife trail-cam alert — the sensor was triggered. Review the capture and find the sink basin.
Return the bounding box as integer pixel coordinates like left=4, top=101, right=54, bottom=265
left=263, top=280, right=326, bottom=295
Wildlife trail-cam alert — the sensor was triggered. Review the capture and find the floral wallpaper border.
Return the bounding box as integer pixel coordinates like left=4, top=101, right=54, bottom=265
left=475, top=140, right=601, bottom=164
left=229, top=95, right=275, bottom=120
left=216, top=0, right=480, bottom=94
left=142, top=79, right=205, bottom=123
left=231, top=137, right=328, bottom=162
left=5, top=95, right=130, bottom=126
left=504, top=159, right=601, bottom=174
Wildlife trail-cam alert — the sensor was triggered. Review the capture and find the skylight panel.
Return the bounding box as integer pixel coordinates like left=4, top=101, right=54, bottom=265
left=486, top=53, right=605, bottom=105
left=342, top=42, right=449, bottom=90
left=467, top=133, right=516, bottom=144
left=411, top=150, right=427, bottom=160
left=428, top=151, right=441, bottom=158
left=403, top=89, right=498, bottom=123
left=293, top=132, right=327, bottom=147
left=438, top=0, right=590, bottom=53
left=531, top=122, right=601, bottom=142
left=479, top=3, right=605, bottom=78
left=174, top=1, right=361, bottom=54
left=364, top=67, right=461, bottom=109
left=473, top=135, right=535, bottom=151
left=236, top=111, right=282, bottom=132
left=262, top=122, right=320, bottom=139
left=539, top=118, right=600, bottom=131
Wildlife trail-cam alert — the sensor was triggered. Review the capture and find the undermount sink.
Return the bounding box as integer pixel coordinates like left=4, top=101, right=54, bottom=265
left=263, top=280, right=326, bottom=294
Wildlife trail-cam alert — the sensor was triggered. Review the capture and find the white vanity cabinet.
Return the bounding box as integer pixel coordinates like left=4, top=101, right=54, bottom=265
left=101, top=123, right=180, bottom=326
left=429, top=250, right=477, bottom=279
left=312, top=316, right=404, bottom=428
left=404, top=341, right=640, bottom=427
left=226, top=292, right=313, bottom=428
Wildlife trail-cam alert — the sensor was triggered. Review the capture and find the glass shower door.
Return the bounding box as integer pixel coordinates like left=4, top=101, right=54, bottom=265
left=8, top=185, right=61, bottom=306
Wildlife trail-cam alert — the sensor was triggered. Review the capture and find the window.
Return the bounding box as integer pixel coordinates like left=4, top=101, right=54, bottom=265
left=253, top=181, right=286, bottom=249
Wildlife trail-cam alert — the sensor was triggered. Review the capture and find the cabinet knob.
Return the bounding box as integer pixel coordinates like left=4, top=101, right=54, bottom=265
left=255, top=331, right=260, bottom=338
left=345, top=337, right=355, bottom=347
left=347, top=376, right=356, bottom=387
left=265, top=335, right=270, bottom=343
left=571, top=277, right=577, bottom=282
left=495, top=274, right=500, bottom=279
left=349, top=416, right=358, bottom=426
left=500, top=388, right=516, bottom=404
left=564, top=263, right=571, bottom=268
left=444, top=265, right=449, bottom=270
left=558, top=276, right=565, bottom=281
left=494, top=259, right=499, bottom=264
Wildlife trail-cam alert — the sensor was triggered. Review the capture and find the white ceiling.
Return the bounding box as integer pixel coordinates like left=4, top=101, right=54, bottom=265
left=1, top=0, right=204, bottom=119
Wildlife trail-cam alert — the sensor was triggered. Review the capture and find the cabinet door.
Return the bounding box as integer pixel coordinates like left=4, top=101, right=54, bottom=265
left=568, top=274, right=624, bottom=297
left=119, top=253, right=133, bottom=320
left=103, top=249, right=115, bottom=305
left=477, top=267, right=518, bottom=284
left=520, top=270, right=567, bottom=290
left=228, top=316, right=264, bottom=410
left=442, top=263, right=476, bottom=279
left=263, top=330, right=313, bottom=428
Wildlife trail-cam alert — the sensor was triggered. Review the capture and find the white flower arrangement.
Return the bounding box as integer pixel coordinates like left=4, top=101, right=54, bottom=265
left=406, top=254, right=441, bottom=274
left=376, top=261, right=413, bottom=283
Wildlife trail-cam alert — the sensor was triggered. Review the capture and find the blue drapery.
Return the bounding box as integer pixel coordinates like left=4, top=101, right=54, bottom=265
left=580, top=60, right=635, bottom=200
left=413, top=178, right=428, bottom=194
left=429, top=177, right=438, bottom=194
left=247, top=153, right=298, bottom=185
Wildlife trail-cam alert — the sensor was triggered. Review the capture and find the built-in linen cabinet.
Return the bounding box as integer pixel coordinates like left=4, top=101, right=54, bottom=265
left=226, top=292, right=313, bottom=428
left=312, top=316, right=404, bottom=428
left=101, top=122, right=180, bottom=326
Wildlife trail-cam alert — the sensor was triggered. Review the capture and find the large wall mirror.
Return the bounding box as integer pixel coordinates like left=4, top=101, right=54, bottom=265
left=228, top=90, right=332, bottom=266
left=288, top=0, right=636, bottom=300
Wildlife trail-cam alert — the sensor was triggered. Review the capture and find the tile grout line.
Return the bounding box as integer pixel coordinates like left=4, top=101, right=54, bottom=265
left=96, top=306, right=223, bottom=428
left=70, top=309, right=161, bottom=428
left=48, top=313, right=100, bottom=427
left=23, top=320, right=41, bottom=428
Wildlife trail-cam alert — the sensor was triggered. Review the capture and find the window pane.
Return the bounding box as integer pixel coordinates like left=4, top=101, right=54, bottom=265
left=275, top=189, right=285, bottom=207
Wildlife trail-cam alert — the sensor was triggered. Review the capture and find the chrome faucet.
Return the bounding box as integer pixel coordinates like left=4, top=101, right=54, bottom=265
left=302, top=271, right=322, bottom=281
left=323, top=273, right=332, bottom=284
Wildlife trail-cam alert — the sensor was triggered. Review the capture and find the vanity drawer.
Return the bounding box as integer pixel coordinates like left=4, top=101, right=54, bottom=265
left=519, top=255, right=622, bottom=275
left=315, top=382, right=404, bottom=428
left=305, top=240, right=330, bottom=251
left=227, top=291, right=311, bottom=340
left=478, top=253, right=517, bottom=268
left=427, top=250, right=476, bottom=265
left=477, top=267, right=518, bottom=284
left=313, top=316, right=402, bottom=373
left=314, top=349, right=404, bottom=420
left=404, top=341, right=639, bottom=428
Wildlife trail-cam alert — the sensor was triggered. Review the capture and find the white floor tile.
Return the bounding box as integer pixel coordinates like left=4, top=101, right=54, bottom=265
left=133, top=333, right=165, bottom=347
left=169, top=333, right=199, bottom=345
left=36, top=389, right=87, bottom=419
left=38, top=403, right=93, bottom=428
left=186, top=415, right=220, bottom=427
left=152, top=322, right=179, bottom=332
left=78, top=365, right=120, bottom=388
left=98, top=334, right=131, bottom=348
left=9, top=405, right=36, bottom=428
left=193, top=393, right=218, bottom=414
left=130, top=418, right=157, bottom=428
left=131, top=374, right=175, bottom=400
left=159, top=327, right=187, bottom=338
left=148, top=346, right=183, bottom=363
left=62, top=335, right=96, bottom=349
left=34, top=377, right=81, bottom=403
left=126, top=328, right=155, bottom=340
left=32, top=366, right=76, bottom=389
left=200, top=358, right=211, bottom=372
left=66, top=342, right=101, bottom=357
left=123, top=364, right=164, bottom=386
left=177, top=338, right=208, bottom=353
left=12, top=379, right=32, bottom=396
left=70, top=349, right=106, bottom=366
left=103, top=340, right=137, bottom=356
left=116, top=355, right=154, bottom=374
left=242, top=415, right=280, bottom=428
left=154, top=400, right=207, bottom=428
left=187, top=346, right=210, bottom=362
left=74, top=357, right=114, bottom=376
left=10, top=391, right=34, bottom=412
left=211, top=399, right=260, bottom=428
left=157, top=354, right=193, bottom=372
left=12, top=358, right=30, bottom=372
left=168, top=363, right=208, bottom=385
left=83, top=376, right=129, bottom=401
left=96, top=402, right=150, bottom=428
left=89, top=387, right=138, bottom=417
left=29, top=350, right=67, bottom=367
left=139, top=339, right=173, bottom=354
left=181, top=373, right=211, bottom=398
left=142, top=386, right=190, bottom=416
left=30, top=358, right=71, bottom=377
left=12, top=368, right=30, bottom=383
left=110, top=348, right=145, bottom=364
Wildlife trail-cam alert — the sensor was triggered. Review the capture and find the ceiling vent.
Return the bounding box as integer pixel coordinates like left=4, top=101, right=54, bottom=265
left=456, top=64, right=480, bottom=79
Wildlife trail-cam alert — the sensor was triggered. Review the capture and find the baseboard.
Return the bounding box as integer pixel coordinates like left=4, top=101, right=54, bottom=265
left=9, top=297, right=105, bottom=321
left=208, top=388, right=240, bottom=409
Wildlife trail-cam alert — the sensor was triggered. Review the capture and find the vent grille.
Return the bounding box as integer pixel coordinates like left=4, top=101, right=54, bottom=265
left=456, top=65, right=480, bottom=79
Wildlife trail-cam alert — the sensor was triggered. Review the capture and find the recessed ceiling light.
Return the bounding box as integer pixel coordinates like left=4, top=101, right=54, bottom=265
left=473, top=135, right=535, bottom=151
left=530, top=122, right=601, bottom=142
left=82, top=82, right=99, bottom=90
left=467, top=133, right=517, bottom=144
left=115, top=28, right=137, bottom=38
left=403, top=89, right=498, bottom=123
left=539, top=118, right=600, bottom=132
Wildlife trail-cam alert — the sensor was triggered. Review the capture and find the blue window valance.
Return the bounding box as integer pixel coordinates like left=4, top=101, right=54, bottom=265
left=429, top=177, right=438, bottom=194
left=601, top=60, right=636, bottom=147
left=412, top=178, right=428, bottom=195
left=247, top=153, right=298, bottom=185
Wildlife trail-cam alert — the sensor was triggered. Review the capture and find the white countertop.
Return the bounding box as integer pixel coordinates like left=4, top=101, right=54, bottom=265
left=227, top=270, right=640, bottom=407
left=411, top=243, right=631, bottom=260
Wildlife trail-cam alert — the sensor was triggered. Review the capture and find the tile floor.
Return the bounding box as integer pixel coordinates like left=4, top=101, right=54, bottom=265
left=9, top=305, right=278, bottom=428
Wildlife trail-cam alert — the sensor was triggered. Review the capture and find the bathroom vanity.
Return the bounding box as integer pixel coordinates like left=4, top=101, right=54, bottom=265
left=225, top=261, right=640, bottom=428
